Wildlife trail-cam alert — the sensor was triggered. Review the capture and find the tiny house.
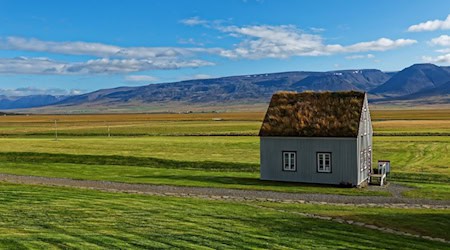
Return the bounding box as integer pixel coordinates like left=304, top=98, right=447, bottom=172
left=259, top=91, right=373, bottom=187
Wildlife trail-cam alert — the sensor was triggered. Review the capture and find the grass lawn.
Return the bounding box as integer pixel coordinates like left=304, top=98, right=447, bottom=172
left=1, top=136, right=449, bottom=170
left=0, top=183, right=447, bottom=249
left=0, top=136, right=448, bottom=198
left=258, top=202, right=450, bottom=241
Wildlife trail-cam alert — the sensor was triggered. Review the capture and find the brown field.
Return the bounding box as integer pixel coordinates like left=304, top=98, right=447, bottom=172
left=370, top=109, right=450, bottom=120
left=3, top=108, right=449, bottom=122
left=1, top=109, right=449, bottom=136
left=0, top=112, right=264, bottom=122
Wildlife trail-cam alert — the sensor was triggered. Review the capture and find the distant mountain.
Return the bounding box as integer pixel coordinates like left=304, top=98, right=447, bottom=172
left=293, top=69, right=390, bottom=91
left=372, top=80, right=450, bottom=105
left=0, top=95, right=67, bottom=109
left=55, top=86, right=136, bottom=107
left=54, top=70, right=389, bottom=107
left=393, top=80, right=450, bottom=100
left=372, top=64, right=450, bottom=96
left=5, top=63, right=450, bottom=112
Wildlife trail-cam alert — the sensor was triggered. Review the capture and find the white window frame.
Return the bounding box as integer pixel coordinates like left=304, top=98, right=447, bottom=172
left=282, top=151, right=296, bottom=172
left=317, top=152, right=332, bottom=173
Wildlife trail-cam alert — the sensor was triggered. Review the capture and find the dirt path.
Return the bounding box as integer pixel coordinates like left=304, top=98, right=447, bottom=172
left=0, top=173, right=448, bottom=209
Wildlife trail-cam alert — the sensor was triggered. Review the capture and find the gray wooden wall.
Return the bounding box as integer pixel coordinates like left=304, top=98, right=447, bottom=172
left=260, top=137, right=358, bottom=186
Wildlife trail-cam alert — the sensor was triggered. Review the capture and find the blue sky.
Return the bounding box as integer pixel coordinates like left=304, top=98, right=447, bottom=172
left=0, top=0, right=449, bottom=96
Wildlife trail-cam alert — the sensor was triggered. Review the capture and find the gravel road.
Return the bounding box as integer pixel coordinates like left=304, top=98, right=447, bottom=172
left=0, top=173, right=448, bottom=209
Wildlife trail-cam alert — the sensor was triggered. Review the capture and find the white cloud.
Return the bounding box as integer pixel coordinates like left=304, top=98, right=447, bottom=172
left=345, top=54, right=375, bottom=60
left=429, top=35, right=450, bottom=47
left=178, top=38, right=205, bottom=46
left=422, top=54, right=450, bottom=63
left=210, top=24, right=416, bottom=59
left=179, top=17, right=416, bottom=59
left=179, top=17, right=208, bottom=26
left=0, top=57, right=66, bottom=74
left=0, top=36, right=214, bottom=59
left=436, top=48, right=450, bottom=53
left=423, top=35, right=450, bottom=63
left=408, top=14, right=450, bottom=32
left=0, top=19, right=420, bottom=76
left=0, top=87, right=84, bottom=96
left=326, top=38, right=416, bottom=53
left=1, top=37, right=120, bottom=57
left=125, top=75, right=159, bottom=82
left=0, top=57, right=214, bottom=75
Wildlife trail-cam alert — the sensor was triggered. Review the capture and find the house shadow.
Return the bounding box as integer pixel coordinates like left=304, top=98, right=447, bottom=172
left=0, top=152, right=259, bottom=172
left=131, top=174, right=342, bottom=189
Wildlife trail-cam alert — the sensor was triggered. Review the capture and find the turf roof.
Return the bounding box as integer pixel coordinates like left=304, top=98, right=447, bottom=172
left=259, top=91, right=366, bottom=137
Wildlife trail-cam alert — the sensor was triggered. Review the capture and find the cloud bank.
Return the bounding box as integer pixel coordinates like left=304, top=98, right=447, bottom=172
left=0, top=18, right=420, bottom=75
left=182, top=20, right=416, bottom=59
left=423, top=35, right=450, bottom=63
left=408, top=14, right=450, bottom=32
left=0, top=57, right=214, bottom=75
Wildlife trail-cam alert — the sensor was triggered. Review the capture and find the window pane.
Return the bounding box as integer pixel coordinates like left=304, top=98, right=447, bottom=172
left=283, top=152, right=296, bottom=171
left=317, top=154, right=322, bottom=170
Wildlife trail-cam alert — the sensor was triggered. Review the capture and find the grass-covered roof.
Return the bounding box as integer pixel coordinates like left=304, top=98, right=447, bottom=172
left=259, top=91, right=365, bottom=137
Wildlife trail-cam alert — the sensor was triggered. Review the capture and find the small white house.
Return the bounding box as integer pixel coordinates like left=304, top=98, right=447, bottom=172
left=259, top=91, right=373, bottom=187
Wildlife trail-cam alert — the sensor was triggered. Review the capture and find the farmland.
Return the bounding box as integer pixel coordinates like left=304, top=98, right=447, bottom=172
left=0, top=109, right=449, bottom=248
left=0, top=109, right=449, bottom=137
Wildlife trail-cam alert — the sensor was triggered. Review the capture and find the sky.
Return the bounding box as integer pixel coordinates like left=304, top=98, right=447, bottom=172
left=0, top=0, right=449, bottom=96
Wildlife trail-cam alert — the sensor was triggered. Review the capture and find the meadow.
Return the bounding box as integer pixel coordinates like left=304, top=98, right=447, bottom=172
left=0, top=183, right=448, bottom=249
left=0, top=109, right=449, bottom=248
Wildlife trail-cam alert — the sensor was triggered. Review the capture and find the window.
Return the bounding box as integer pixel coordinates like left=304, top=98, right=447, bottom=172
left=317, top=152, right=332, bottom=173
left=282, top=151, right=296, bottom=171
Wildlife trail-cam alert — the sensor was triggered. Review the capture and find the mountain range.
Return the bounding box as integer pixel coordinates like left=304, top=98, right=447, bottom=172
left=0, top=95, right=66, bottom=110
left=1, top=63, right=449, bottom=112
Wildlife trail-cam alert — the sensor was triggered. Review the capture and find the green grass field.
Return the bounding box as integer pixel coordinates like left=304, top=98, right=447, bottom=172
left=0, top=110, right=449, bottom=248
left=0, top=135, right=448, bottom=198
left=0, top=183, right=447, bottom=249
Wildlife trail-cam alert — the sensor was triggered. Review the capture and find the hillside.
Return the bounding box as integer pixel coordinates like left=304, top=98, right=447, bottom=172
left=3, top=63, right=450, bottom=113
left=373, top=80, right=450, bottom=105
left=53, top=70, right=389, bottom=107
left=372, top=64, right=450, bottom=96
left=293, top=70, right=390, bottom=91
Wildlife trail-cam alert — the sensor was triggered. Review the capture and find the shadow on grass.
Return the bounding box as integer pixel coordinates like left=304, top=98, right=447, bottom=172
left=344, top=213, right=450, bottom=241
left=0, top=152, right=258, bottom=172
left=390, top=172, right=449, bottom=184
left=131, top=174, right=351, bottom=190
